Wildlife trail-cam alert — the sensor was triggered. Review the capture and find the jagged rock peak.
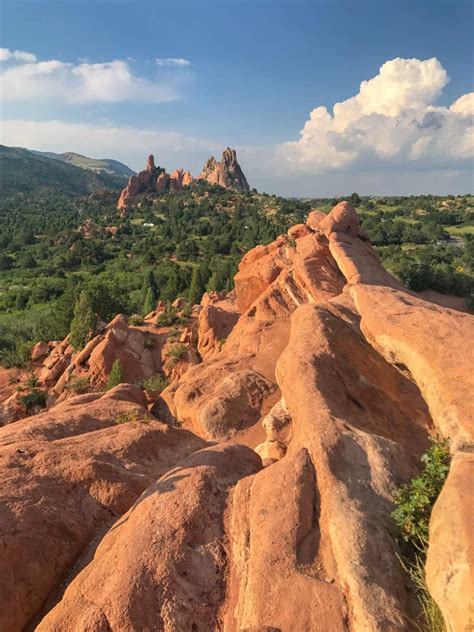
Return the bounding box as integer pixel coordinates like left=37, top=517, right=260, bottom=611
left=146, top=154, right=155, bottom=172
left=117, top=154, right=192, bottom=212
left=199, top=147, right=250, bottom=192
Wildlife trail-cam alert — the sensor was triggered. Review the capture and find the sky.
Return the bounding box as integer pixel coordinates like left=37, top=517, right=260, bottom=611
left=0, top=0, right=473, bottom=196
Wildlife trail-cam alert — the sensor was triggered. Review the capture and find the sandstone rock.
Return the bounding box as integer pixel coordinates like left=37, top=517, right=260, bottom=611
left=222, top=302, right=434, bottom=631
left=0, top=385, right=206, bottom=632
left=31, top=341, right=49, bottom=362
left=306, top=208, right=327, bottom=230
left=254, top=438, right=286, bottom=464
left=37, top=444, right=261, bottom=632
left=261, top=399, right=292, bottom=444
left=288, top=223, right=311, bottom=239
left=197, top=302, right=239, bottom=358
left=198, top=147, right=250, bottom=192
left=350, top=284, right=474, bottom=446
left=155, top=171, right=170, bottom=192
left=426, top=451, right=474, bottom=632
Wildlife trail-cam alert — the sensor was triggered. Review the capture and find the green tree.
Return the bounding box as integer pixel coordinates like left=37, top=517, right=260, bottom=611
left=188, top=266, right=205, bottom=304
left=69, top=291, right=97, bottom=350
left=143, top=287, right=156, bottom=315
left=141, top=270, right=159, bottom=304
left=107, top=358, right=124, bottom=390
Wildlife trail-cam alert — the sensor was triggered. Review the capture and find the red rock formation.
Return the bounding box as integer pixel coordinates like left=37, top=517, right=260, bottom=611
left=198, top=147, right=250, bottom=192
left=117, top=147, right=248, bottom=210
left=0, top=385, right=206, bottom=632
left=36, top=444, right=261, bottom=632
left=1, top=201, right=472, bottom=632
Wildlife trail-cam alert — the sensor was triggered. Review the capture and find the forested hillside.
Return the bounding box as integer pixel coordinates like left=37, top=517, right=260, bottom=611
left=0, top=145, right=125, bottom=197
left=33, top=150, right=134, bottom=178
left=0, top=182, right=472, bottom=367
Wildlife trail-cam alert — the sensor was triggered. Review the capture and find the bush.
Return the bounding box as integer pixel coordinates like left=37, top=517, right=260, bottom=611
left=25, top=372, right=38, bottom=389
left=115, top=407, right=149, bottom=424
left=166, top=343, right=187, bottom=363
left=19, top=388, right=47, bottom=412
left=129, top=314, right=144, bottom=326
left=392, top=438, right=450, bottom=631
left=140, top=372, right=169, bottom=393
left=65, top=376, right=90, bottom=394
left=156, top=305, right=179, bottom=327
left=107, top=358, right=124, bottom=390
left=392, top=438, right=450, bottom=550
left=144, top=337, right=155, bottom=350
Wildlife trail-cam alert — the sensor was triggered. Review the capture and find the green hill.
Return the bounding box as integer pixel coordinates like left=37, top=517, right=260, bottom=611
left=0, top=145, right=126, bottom=197
left=33, top=150, right=134, bottom=178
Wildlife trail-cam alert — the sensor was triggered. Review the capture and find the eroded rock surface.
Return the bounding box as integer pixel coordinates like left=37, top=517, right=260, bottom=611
left=0, top=201, right=472, bottom=632
left=0, top=385, right=205, bottom=632
left=37, top=444, right=261, bottom=632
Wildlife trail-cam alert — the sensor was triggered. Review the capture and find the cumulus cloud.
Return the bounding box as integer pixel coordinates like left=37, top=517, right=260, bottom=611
left=0, top=47, right=37, bottom=62
left=0, top=51, right=184, bottom=103
left=277, top=57, right=473, bottom=172
left=0, top=119, right=216, bottom=172
left=155, top=57, right=190, bottom=67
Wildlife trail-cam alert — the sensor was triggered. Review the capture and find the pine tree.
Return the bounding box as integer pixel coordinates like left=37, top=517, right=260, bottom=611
left=143, top=287, right=156, bottom=315
left=141, top=270, right=159, bottom=303
left=107, top=358, right=124, bottom=390
left=69, top=291, right=97, bottom=350
left=188, top=266, right=205, bottom=304
left=162, top=268, right=179, bottom=302
left=206, top=271, right=219, bottom=292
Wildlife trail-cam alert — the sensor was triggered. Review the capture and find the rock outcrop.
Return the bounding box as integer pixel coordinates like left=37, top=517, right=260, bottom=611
left=0, top=385, right=206, bottom=632
left=117, top=154, right=193, bottom=212
left=117, top=147, right=249, bottom=210
left=198, top=147, right=250, bottom=192
left=1, top=201, right=472, bottom=632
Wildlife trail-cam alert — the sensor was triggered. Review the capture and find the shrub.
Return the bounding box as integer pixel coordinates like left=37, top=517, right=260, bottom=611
left=107, top=358, right=124, bottom=390
left=19, top=388, right=47, bottom=412
left=392, top=438, right=450, bottom=550
left=166, top=343, right=187, bottom=366
left=156, top=306, right=179, bottom=327
left=392, top=438, right=450, bottom=632
left=115, top=407, right=149, bottom=424
left=129, top=314, right=144, bottom=326
left=65, top=376, right=90, bottom=394
left=25, top=372, right=38, bottom=389
left=167, top=327, right=181, bottom=342
left=144, top=337, right=155, bottom=350
left=140, top=373, right=169, bottom=393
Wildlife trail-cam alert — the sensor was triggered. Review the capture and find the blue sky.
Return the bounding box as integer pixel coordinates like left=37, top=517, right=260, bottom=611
left=1, top=0, right=473, bottom=195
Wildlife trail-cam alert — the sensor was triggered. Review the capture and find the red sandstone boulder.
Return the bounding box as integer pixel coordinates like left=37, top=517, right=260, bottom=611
left=37, top=444, right=261, bottom=632
left=31, top=341, right=49, bottom=362
left=0, top=385, right=206, bottom=632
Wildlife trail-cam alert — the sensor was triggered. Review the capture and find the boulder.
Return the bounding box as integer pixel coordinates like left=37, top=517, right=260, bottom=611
left=31, top=341, right=49, bottom=362
left=0, top=385, right=206, bottom=632
left=37, top=444, right=261, bottom=632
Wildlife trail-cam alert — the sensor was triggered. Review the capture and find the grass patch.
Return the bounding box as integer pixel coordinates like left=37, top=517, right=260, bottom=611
left=114, top=407, right=150, bottom=424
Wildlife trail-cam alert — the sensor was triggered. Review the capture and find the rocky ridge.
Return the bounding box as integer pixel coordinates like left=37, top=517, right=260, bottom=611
left=117, top=148, right=249, bottom=212
left=0, top=202, right=472, bottom=632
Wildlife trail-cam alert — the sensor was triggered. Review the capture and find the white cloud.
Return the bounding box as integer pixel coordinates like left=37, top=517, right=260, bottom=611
left=0, top=47, right=37, bottom=62
left=155, top=57, right=190, bottom=67
left=0, top=119, right=216, bottom=172
left=0, top=53, right=183, bottom=103
left=277, top=57, right=474, bottom=172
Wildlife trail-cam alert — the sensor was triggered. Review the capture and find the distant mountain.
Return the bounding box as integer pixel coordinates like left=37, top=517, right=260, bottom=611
left=32, top=150, right=134, bottom=179
left=0, top=145, right=125, bottom=198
